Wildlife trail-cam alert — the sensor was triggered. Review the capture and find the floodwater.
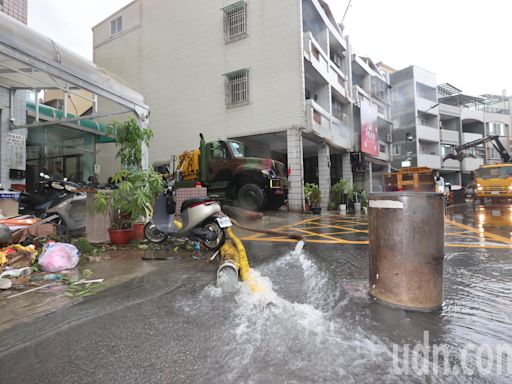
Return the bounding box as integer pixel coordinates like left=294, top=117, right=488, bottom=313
left=1, top=203, right=512, bottom=383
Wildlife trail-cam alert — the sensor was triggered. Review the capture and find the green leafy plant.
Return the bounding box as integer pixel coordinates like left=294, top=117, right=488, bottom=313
left=107, top=117, right=153, bottom=170
left=330, top=178, right=349, bottom=207
left=304, top=183, right=321, bottom=207
left=108, top=169, right=164, bottom=228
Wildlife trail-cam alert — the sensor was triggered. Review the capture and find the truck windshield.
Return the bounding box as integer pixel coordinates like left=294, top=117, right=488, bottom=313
left=228, top=141, right=246, bottom=158
left=475, top=165, right=512, bottom=179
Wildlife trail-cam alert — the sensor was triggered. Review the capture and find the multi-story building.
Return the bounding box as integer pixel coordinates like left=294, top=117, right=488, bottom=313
left=93, top=0, right=391, bottom=211
left=437, top=84, right=511, bottom=185
left=0, top=0, right=27, bottom=24
left=390, top=65, right=441, bottom=174
left=350, top=56, right=392, bottom=192
left=390, top=67, right=511, bottom=186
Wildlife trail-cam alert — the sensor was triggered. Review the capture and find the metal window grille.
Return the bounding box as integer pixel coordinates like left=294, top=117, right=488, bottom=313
left=225, top=69, right=249, bottom=106
left=111, top=16, right=122, bottom=36
left=223, top=2, right=247, bottom=42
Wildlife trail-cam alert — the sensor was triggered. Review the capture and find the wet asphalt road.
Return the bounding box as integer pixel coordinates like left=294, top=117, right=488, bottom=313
left=1, top=203, right=512, bottom=383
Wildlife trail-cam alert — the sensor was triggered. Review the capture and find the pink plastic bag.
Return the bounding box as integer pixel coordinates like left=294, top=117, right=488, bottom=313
left=38, top=243, right=80, bottom=272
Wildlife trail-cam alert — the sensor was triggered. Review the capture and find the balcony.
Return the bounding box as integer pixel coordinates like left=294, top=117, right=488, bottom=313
left=440, top=129, right=460, bottom=145
left=331, top=116, right=351, bottom=149
left=416, top=97, right=439, bottom=115
left=305, top=99, right=330, bottom=136
left=461, top=109, right=484, bottom=122
left=305, top=99, right=351, bottom=149
left=442, top=158, right=460, bottom=170
left=303, top=32, right=329, bottom=82
left=417, top=154, right=441, bottom=169
left=462, top=132, right=482, bottom=144
left=417, top=125, right=440, bottom=142
left=329, top=63, right=348, bottom=98
left=461, top=157, right=484, bottom=172
left=439, top=103, right=461, bottom=116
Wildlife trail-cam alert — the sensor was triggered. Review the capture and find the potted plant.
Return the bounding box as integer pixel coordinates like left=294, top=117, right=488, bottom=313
left=105, top=118, right=160, bottom=241
left=331, top=178, right=348, bottom=214
left=359, top=190, right=368, bottom=214
left=304, top=183, right=321, bottom=214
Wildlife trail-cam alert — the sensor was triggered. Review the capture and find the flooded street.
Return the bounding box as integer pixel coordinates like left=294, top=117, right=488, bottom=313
left=1, top=203, right=512, bottom=383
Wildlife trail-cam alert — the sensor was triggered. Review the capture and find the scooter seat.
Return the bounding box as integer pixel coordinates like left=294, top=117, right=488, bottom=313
left=181, top=196, right=212, bottom=212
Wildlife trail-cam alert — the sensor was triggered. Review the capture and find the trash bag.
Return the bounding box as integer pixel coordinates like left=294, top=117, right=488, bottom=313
left=38, top=243, right=80, bottom=272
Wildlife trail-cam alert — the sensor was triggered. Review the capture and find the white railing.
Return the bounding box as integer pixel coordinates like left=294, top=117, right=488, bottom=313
left=303, top=32, right=329, bottom=79
left=305, top=99, right=330, bottom=138
left=440, top=129, right=460, bottom=144
left=417, top=154, right=441, bottom=169
left=462, top=132, right=482, bottom=144
left=442, top=158, right=460, bottom=170
left=461, top=157, right=484, bottom=172
left=417, top=125, right=440, bottom=142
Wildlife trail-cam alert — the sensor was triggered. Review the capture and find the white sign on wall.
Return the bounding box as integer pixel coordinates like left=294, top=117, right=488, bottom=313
left=6, top=132, right=26, bottom=170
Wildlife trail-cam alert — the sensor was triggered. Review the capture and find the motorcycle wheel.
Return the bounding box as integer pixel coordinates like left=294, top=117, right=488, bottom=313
left=202, top=219, right=226, bottom=251
left=144, top=222, right=167, bottom=243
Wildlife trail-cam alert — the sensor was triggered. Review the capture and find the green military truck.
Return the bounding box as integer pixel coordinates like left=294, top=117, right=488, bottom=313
left=173, top=134, right=288, bottom=211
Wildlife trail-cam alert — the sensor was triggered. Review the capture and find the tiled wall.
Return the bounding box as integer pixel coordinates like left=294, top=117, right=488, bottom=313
left=2, top=0, right=27, bottom=24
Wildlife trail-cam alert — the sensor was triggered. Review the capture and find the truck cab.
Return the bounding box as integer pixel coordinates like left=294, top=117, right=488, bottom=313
left=174, top=135, right=288, bottom=211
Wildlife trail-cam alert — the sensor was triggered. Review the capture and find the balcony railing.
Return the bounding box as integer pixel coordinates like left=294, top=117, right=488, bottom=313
left=417, top=125, right=440, bottom=142
left=417, top=154, right=441, bottom=169
left=305, top=99, right=351, bottom=149
left=461, top=157, right=484, bottom=172
left=303, top=32, right=329, bottom=80
left=440, top=129, right=460, bottom=145
left=442, top=158, right=460, bottom=170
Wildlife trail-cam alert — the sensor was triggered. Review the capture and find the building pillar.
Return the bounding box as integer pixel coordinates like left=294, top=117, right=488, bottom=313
left=318, top=144, right=330, bottom=210
left=341, top=152, right=353, bottom=188
left=287, top=127, right=304, bottom=212
left=368, top=161, right=373, bottom=192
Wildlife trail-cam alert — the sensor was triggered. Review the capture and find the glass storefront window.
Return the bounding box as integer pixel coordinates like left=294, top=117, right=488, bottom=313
left=26, top=122, right=96, bottom=191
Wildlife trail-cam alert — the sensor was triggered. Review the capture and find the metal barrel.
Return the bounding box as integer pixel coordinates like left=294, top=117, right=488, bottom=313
left=368, top=192, right=445, bottom=311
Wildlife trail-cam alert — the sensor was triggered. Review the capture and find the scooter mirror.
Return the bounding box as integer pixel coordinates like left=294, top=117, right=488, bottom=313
left=39, top=172, right=44, bottom=177
left=63, top=178, right=68, bottom=182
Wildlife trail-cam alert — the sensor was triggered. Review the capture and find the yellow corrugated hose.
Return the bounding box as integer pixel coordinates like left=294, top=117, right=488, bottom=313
left=225, top=227, right=267, bottom=294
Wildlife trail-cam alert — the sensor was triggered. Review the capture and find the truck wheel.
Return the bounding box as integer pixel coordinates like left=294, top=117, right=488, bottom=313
left=237, top=184, right=266, bottom=211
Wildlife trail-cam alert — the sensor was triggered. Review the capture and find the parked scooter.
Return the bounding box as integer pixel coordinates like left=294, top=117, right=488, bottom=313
left=19, top=173, right=86, bottom=236
left=144, top=180, right=231, bottom=250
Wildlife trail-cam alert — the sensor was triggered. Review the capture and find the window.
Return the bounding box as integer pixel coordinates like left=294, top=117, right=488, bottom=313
left=228, top=141, right=246, bottom=158
left=223, top=1, right=247, bottom=42
left=393, top=144, right=400, bottom=155
left=488, top=146, right=501, bottom=160
left=110, top=16, right=122, bottom=36
left=441, top=144, right=454, bottom=157
left=225, top=69, right=249, bottom=106
left=209, top=142, right=228, bottom=159
left=488, top=122, right=506, bottom=136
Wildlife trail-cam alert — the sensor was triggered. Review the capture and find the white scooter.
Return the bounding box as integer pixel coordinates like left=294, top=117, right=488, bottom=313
left=144, top=181, right=232, bottom=250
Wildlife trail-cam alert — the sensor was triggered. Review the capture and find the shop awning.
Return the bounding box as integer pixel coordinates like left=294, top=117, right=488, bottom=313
left=0, top=12, right=148, bottom=126
left=25, top=101, right=114, bottom=143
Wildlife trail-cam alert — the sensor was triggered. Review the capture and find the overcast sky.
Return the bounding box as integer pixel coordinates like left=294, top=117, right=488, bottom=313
left=28, top=0, right=511, bottom=96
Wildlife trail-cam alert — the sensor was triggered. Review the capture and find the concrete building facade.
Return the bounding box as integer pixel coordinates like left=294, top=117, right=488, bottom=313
left=390, top=66, right=441, bottom=173
left=93, top=0, right=392, bottom=211
left=0, top=0, right=27, bottom=24
left=390, top=65, right=511, bottom=186
left=437, top=84, right=511, bottom=185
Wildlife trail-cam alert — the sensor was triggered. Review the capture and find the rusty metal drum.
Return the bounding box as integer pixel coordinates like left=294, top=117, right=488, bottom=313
left=368, top=192, right=445, bottom=311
